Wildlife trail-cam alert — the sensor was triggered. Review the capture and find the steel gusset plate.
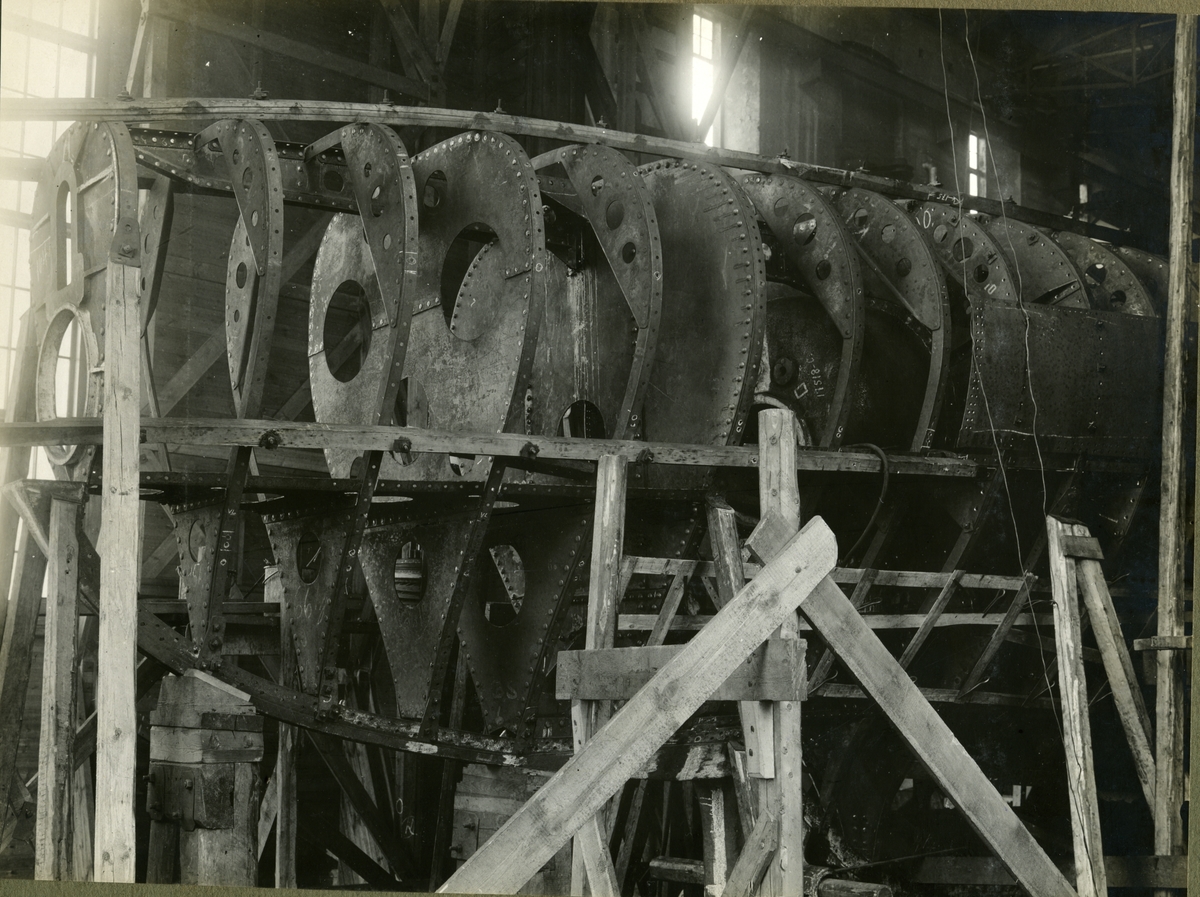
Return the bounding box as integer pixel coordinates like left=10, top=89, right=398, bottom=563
left=267, top=513, right=351, bottom=695
left=742, top=173, right=863, bottom=447
left=528, top=144, right=664, bottom=441
left=309, top=124, right=420, bottom=478
left=208, top=119, right=285, bottom=418
left=456, top=505, right=594, bottom=735
left=823, top=186, right=951, bottom=451
left=1112, top=246, right=1168, bottom=317
left=959, top=303, right=1160, bottom=458
left=30, top=122, right=139, bottom=476
left=636, top=161, right=766, bottom=452
left=981, top=217, right=1088, bottom=310
left=1040, top=229, right=1155, bottom=316
left=904, top=201, right=1020, bottom=308
left=356, top=512, right=482, bottom=720
left=167, top=503, right=223, bottom=649
left=391, top=131, right=547, bottom=482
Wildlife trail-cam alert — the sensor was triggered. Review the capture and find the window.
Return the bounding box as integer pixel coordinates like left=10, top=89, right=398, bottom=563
left=691, top=12, right=717, bottom=147
left=968, top=132, right=986, bottom=197
left=0, top=0, right=99, bottom=477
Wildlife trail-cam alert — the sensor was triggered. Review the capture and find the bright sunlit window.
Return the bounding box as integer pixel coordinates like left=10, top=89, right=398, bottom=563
left=692, top=13, right=717, bottom=146
left=968, top=132, right=986, bottom=197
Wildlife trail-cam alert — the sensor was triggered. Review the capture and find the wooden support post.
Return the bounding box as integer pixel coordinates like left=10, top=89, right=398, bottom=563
left=0, top=313, right=38, bottom=649
left=94, top=239, right=142, bottom=883
left=1045, top=518, right=1106, bottom=897
left=438, top=517, right=837, bottom=894
left=1162, top=11, right=1199, bottom=880
left=757, top=408, right=803, bottom=897
left=1073, top=547, right=1155, bottom=811
left=267, top=565, right=297, bottom=887
left=571, top=453, right=626, bottom=896
left=35, top=498, right=83, bottom=880
left=698, top=782, right=736, bottom=896
left=148, top=671, right=264, bottom=886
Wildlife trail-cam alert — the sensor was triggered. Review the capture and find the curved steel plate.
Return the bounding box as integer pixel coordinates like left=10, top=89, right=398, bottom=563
left=905, top=202, right=1019, bottom=307
left=394, top=132, right=547, bottom=482
left=637, top=160, right=766, bottom=448
left=219, top=120, right=285, bottom=417
left=981, top=217, right=1087, bottom=309
left=960, top=303, right=1160, bottom=458
left=30, top=122, right=138, bottom=475
left=1112, top=246, right=1168, bottom=317
left=1042, top=229, right=1154, bottom=316
left=531, top=144, right=664, bottom=440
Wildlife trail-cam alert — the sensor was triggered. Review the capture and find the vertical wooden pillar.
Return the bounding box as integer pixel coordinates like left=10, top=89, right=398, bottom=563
left=35, top=498, right=82, bottom=880
left=267, top=564, right=297, bottom=888
left=757, top=409, right=803, bottom=897
left=571, top=453, right=626, bottom=897
left=94, top=251, right=142, bottom=882
left=1158, top=12, right=1197, bottom=873
left=0, top=313, right=38, bottom=648
left=1045, top=518, right=1106, bottom=897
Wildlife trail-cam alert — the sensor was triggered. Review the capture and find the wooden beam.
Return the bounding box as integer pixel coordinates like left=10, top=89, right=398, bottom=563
left=1167, top=13, right=1200, bottom=885
left=721, top=800, right=777, bottom=897
left=1075, top=555, right=1155, bottom=811
left=557, top=640, right=804, bottom=702
left=437, top=0, right=464, bottom=71
left=437, top=518, right=837, bottom=894
left=1046, top=518, right=1106, bottom=897
left=0, top=314, right=38, bottom=649
left=377, top=0, right=437, bottom=85
left=35, top=498, right=82, bottom=880
left=94, top=257, right=142, bottom=883
left=898, top=570, right=963, bottom=670
left=0, top=418, right=980, bottom=478
left=646, top=564, right=696, bottom=647
left=270, top=565, right=298, bottom=888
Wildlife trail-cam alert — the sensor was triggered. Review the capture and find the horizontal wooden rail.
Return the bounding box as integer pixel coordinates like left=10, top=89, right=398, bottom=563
left=0, top=98, right=1128, bottom=245
left=0, top=418, right=979, bottom=476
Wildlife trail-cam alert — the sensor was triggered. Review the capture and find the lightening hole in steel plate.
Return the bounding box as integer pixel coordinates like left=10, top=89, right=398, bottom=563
left=393, top=540, right=425, bottom=602
left=52, top=318, right=86, bottom=420
left=448, top=455, right=474, bottom=476
left=973, top=264, right=990, bottom=283
left=1111, top=289, right=1126, bottom=305
left=621, top=242, right=637, bottom=264
left=383, top=233, right=392, bottom=250
left=322, top=169, right=344, bottom=192
left=251, top=210, right=260, bottom=227
left=558, top=400, right=605, bottom=439
left=850, top=209, right=868, bottom=232
left=187, top=520, right=207, bottom=563
left=241, top=167, right=253, bottom=189
left=363, top=162, right=372, bottom=178
left=590, top=175, right=605, bottom=195
left=233, top=308, right=240, bottom=322
left=297, top=532, right=322, bottom=584
left=370, top=185, right=385, bottom=218
left=232, top=148, right=240, bottom=165
left=323, top=280, right=372, bottom=382
left=37, top=307, right=94, bottom=465
left=605, top=199, right=625, bottom=230
left=933, top=224, right=949, bottom=243
left=441, top=224, right=499, bottom=341
left=1086, top=263, right=1107, bottom=284
left=951, top=237, right=974, bottom=262
left=56, top=181, right=73, bottom=288
left=485, top=544, right=525, bottom=625
left=793, top=213, right=818, bottom=246
left=423, top=170, right=446, bottom=208
left=235, top=262, right=248, bottom=289
left=390, top=377, right=429, bottom=466
left=896, top=257, right=912, bottom=277
left=815, top=258, right=832, bottom=281
left=881, top=224, right=897, bottom=243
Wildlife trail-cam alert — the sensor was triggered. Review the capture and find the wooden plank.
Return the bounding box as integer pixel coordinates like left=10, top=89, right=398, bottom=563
left=0, top=313, right=38, bottom=651
left=1045, top=517, right=1106, bottom=897
left=898, top=569, right=964, bottom=670
left=557, top=640, right=805, bottom=702
left=35, top=499, right=82, bottom=880
left=0, top=417, right=980, bottom=477
left=437, top=0, right=464, bottom=69
left=94, top=261, right=141, bottom=883
left=1075, top=556, right=1155, bottom=810
left=620, top=611, right=1055, bottom=633
left=572, top=453, right=627, bottom=893
left=1168, top=14, right=1199, bottom=883
left=796, top=575, right=1075, bottom=897
left=378, top=0, right=436, bottom=83
left=0, top=526, right=49, bottom=842
left=576, top=814, right=620, bottom=897
left=721, top=800, right=778, bottom=897
left=698, top=782, right=735, bottom=892
left=646, top=564, right=696, bottom=647
left=808, top=568, right=877, bottom=693
left=436, top=518, right=837, bottom=894
left=271, top=564, right=298, bottom=888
